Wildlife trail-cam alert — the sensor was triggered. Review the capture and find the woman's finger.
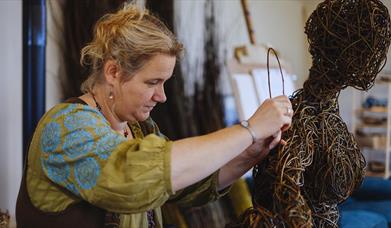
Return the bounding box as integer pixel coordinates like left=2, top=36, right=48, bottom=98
left=269, top=131, right=281, bottom=149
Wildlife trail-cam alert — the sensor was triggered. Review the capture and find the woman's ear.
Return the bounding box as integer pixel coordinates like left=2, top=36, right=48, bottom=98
left=103, top=59, right=121, bottom=85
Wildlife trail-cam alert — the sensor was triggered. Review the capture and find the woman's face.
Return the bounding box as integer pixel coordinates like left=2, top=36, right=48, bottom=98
left=113, top=54, right=176, bottom=123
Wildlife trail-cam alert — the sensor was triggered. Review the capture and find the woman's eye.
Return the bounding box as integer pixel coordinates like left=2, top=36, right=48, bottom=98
left=146, top=80, right=159, bottom=85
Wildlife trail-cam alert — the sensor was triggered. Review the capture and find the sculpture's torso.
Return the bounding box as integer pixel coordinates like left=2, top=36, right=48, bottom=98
left=253, top=89, right=366, bottom=227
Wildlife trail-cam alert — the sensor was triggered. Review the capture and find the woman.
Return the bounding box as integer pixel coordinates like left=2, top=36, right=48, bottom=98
left=16, top=3, right=293, bottom=228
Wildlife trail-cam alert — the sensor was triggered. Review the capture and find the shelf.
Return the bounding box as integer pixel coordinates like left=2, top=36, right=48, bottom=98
left=356, top=125, right=387, bottom=135
left=352, top=78, right=391, bottom=179
left=366, top=170, right=389, bottom=178
left=362, top=148, right=391, bottom=179
left=358, top=109, right=387, bottom=120
left=366, top=161, right=391, bottom=179
left=356, top=135, right=387, bottom=150
left=362, top=147, right=390, bottom=154
left=376, top=76, right=391, bottom=84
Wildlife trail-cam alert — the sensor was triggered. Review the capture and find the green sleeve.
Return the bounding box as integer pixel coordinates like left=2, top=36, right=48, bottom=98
left=38, top=104, right=174, bottom=214
left=141, top=118, right=230, bottom=207
left=141, top=118, right=231, bottom=207
left=167, top=170, right=230, bottom=207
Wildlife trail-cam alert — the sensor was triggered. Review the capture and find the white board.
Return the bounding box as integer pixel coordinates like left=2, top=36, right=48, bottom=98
left=231, top=73, right=259, bottom=120
left=252, top=68, right=296, bottom=104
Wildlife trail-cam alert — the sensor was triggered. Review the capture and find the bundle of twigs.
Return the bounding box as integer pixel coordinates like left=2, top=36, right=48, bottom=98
left=231, top=0, right=391, bottom=227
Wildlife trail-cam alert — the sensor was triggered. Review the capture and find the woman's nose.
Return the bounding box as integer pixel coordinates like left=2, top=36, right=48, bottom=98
left=154, top=86, right=167, bottom=103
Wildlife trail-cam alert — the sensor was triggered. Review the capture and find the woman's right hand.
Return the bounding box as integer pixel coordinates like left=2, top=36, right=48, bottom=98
left=171, top=95, right=293, bottom=191
left=248, top=95, right=293, bottom=142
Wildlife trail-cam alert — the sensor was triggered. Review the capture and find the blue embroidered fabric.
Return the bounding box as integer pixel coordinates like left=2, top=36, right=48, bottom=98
left=74, top=157, right=101, bottom=190
left=42, top=153, right=70, bottom=183
left=40, top=122, right=61, bottom=153
left=63, top=129, right=95, bottom=159
left=40, top=104, right=127, bottom=194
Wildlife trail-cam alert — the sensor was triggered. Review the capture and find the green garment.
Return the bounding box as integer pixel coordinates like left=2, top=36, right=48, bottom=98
left=26, top=103, right=228, bottom=228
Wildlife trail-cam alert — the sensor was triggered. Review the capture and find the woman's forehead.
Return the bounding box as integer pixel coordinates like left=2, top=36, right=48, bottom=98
left=128, top=54, right=176, bottom=81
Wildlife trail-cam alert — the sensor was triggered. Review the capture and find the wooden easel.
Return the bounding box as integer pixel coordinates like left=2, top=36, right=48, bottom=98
left=228, top=0, right=295, bottom=121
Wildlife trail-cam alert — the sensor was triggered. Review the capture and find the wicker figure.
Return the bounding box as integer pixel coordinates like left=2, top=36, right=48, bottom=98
left=235, top=0, right=391, bottom=227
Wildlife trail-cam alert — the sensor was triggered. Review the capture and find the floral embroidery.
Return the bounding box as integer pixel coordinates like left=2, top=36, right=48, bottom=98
left=42, top=153, right=70, bottom=183
left=40, top=122, right=61, bottom=153
left=95, top=132, right=126, bottom=160
left=64, top=111, right=98, bottom=131
left=74, top=157, right=100, bottom=190
left=52, top=104, right=77, bottom=119
left=40, top=104, right=130, bottom=193
left=63, top=129, right=94, bottom=159
left=94, top=126, right=112, bottom=136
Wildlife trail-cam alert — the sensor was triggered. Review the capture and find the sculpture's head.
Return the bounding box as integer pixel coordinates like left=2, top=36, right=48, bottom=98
left=305, top=0, right=391, bottom=90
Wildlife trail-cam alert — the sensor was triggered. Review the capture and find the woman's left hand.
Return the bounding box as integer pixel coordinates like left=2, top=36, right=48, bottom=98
left=242, top=130, right=289, bottom=162
left=242, top=139, right=270, bottom=162
left=217, top=138, right=272, bottom=189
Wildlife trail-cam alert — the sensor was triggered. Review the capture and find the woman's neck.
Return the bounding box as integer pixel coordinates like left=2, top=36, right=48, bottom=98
left=79, top=87, right=128, bottom=133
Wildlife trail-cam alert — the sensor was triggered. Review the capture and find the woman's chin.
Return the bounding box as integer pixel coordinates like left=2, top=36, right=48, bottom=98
left=136, top=113, right=150, bottom=122
left=126, top=111, right=151, bottom=123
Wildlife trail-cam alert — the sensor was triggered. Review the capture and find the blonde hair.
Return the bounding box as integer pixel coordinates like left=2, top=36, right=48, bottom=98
left=80, top=4, right=183, bottom=93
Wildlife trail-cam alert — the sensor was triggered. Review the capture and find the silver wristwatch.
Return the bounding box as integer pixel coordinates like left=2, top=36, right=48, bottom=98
left=240, top=120, right=257, bottom=144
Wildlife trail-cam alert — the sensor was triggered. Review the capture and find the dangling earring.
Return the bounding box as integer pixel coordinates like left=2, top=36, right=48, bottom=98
left=109, top=89, right=114, bottom=100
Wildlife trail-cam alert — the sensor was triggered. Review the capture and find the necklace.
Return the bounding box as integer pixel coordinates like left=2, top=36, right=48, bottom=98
left=91, top=94, right=129, bottom=138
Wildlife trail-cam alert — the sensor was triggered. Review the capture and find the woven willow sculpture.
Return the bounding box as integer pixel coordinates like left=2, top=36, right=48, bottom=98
left=233, top=0, right=391, bottom=227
